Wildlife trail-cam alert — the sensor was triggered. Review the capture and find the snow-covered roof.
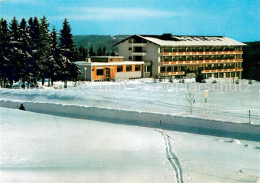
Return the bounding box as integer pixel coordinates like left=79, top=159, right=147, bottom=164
left=91, top=56, right=124, bottom=59
left=114, top=34, right=246, bottom=46
left=75, top=61, right=144, bottom=66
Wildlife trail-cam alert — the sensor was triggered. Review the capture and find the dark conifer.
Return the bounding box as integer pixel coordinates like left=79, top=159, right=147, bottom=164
left=0, top=18, right=10, bottom=87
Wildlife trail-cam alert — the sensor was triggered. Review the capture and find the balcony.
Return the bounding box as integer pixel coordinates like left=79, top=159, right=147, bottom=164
left=162, top=51, right=243, bottom=56
left=131, top=52, right=147, bottom=56
left=131, top=43, right=148, bottom=47
left=162, top=59, right=243, bottom=65
left=163, top=71, right=185, bottom=76
left=201, top=68, right=243, bottom=73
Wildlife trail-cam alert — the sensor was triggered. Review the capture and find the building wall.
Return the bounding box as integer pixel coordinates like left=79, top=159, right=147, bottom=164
left=92, top=64, right=143, bottom=81
left=117, top=38, right=244, bottom=79
left=145, top=43, right=160, bottom=77
left=118, top=41, right=132, bottom=61
left=115, top=71, right=142, bottom=80
left=159, top=46, right=244, bottom=79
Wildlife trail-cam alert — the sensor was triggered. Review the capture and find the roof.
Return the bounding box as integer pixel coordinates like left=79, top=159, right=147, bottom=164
left=75, top=61, right=144, bottom=66
left=113, top=34, right=246, bottom=46
left=91, top=56, right=124, bottom=59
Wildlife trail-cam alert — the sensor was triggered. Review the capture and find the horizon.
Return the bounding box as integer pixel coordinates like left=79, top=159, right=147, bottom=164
left=0, top=0, right=259, bottom=42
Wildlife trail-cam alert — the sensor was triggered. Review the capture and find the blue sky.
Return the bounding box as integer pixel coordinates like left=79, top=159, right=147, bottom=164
left=0, top=0, right=259, bottom=42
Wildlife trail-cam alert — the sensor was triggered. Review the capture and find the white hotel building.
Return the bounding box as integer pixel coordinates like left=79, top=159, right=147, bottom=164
left=114, top=34, right=246, bottom=79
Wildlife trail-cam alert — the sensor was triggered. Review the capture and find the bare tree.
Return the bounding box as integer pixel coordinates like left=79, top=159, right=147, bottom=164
left=186, top=84, right=195, bottom=114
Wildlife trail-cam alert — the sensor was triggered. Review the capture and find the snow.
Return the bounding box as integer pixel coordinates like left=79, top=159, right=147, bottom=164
left=137, top=35, right=246, bottom=46
left=0, top=78, right=259, bottom=124
left=0, top=107, right=259, bottom=182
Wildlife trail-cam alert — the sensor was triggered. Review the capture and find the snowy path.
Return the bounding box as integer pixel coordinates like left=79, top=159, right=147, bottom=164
left=158, top=130, right=183, bottom=183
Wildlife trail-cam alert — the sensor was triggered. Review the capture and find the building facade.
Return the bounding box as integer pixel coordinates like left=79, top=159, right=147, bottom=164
left=75, top=56, right=144, bottom=81
left=114, top=34, right=246, bottom=79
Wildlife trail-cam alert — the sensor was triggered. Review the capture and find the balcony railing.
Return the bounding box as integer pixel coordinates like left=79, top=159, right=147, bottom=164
left=163, top=71, right=185, bottom=76
left=201, top=68, right=243, bottom=73
left=131, top=43, right=148, bottom=47
left=162, top=51, right=243, bottom=56
left=162, top=59, right=243, bottom=65
left=131, top=52, right=147, bottom=56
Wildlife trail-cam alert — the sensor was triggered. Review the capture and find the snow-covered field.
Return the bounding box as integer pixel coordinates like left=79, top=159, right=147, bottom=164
left=0, top=107, right=259, bottom=182
left=0, top=78, right=259, bottom=124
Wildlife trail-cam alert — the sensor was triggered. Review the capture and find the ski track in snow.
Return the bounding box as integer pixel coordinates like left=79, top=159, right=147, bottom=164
left=157, top=130, right=184, bottom=183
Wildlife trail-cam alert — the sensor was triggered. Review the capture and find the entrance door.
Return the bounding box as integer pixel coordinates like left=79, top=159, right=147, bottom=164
left=106, top=68, right=110, bottom=80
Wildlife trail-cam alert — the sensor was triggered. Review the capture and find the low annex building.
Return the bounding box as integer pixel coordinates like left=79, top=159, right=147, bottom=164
left=75, top=56, right=144, bottom=81
left=113, top=34, right=246, bottom=79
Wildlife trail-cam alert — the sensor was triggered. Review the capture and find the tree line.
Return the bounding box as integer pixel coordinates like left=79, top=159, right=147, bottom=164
left=0, top=16, right=84, bottom=88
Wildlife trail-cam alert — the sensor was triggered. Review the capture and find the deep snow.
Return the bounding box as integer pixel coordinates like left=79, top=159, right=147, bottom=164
left=0, top=78, right=259, bottom=124
left=0, top=107, right=259, bottom=182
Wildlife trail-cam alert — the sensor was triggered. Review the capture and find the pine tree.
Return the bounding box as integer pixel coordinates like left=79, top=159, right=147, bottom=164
left=59, top=18, right=75, bottom=61
left=49, top=27, right=65, bottom=85
left=19, top=18, right=32, bottom=84
left=78, top=46, right=88, bottom=60
left=110, top=50, right=116, bottom=56
left=89, top=45, right=95, bottom=56
left=8, top=17, right=24, bottom=86
left=28, top=17, right=40, bottom=85
left=0, top=18, right=10, bottom=87
left=102, top=47, right=106, bottom=56
left=97, top=46, right=102, bottom=56
left=59, top=18, right=80, bottom=87
left=36, top=16, right=51, bottom=86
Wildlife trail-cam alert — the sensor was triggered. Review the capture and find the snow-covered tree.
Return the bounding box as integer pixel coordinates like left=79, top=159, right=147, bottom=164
left=27, top=17, right=40, bottom=84
left=0, top=18, right=10, bottom=87
left=18, top=18, right=32, bottom=84
left=59, top=18, right=80, bottom=88
left=49, top=27, right=65, bottom=86
left=36, top=16, right=51, bottom=86
left=59, top=18, right=75, bottom=61
left=8, top=17, right=24, bottom=86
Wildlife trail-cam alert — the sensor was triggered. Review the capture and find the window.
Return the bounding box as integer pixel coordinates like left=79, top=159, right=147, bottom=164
left=135, top=65, right=140, bottom=71
left=96, top=69, right=104, bottom=76
left=226, top=72, right=230, bottom=77
left=147, top=66, right=151, bottom=72
left=117, top=66, right=123, bottom=72
left=126, top=65, right=132, bottom=72
left=160, top=67, right=166, bottom=73
left=129, top=56, right=132, bottom=60
left=129, top=47, right=132, bottom=51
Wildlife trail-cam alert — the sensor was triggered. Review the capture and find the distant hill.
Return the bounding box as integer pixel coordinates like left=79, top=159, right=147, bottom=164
left=73, top=35, right=129, bottom=52
left=73, top=35, right=260, bottom=81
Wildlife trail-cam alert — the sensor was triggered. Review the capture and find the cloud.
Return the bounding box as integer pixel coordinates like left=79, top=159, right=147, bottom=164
left=2, top=0, right=46, bottom=5
left=56, top=7, right=186, bottom=21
